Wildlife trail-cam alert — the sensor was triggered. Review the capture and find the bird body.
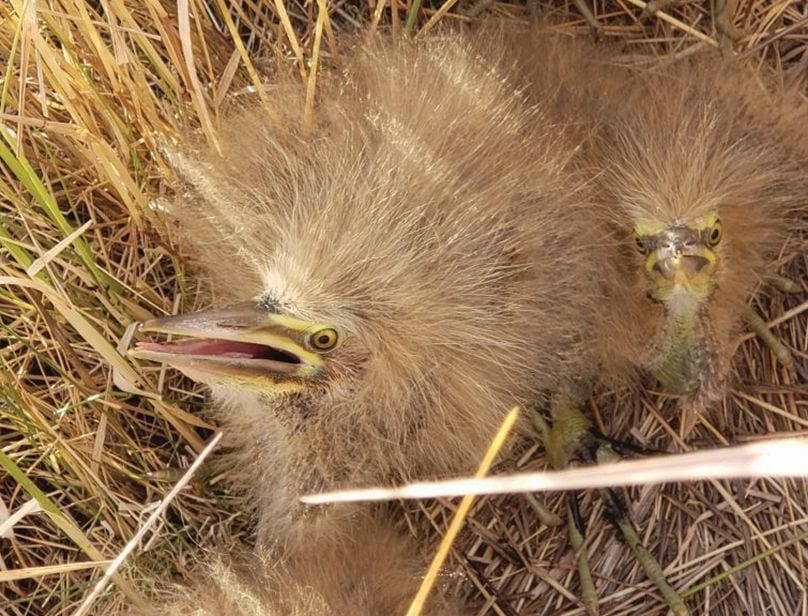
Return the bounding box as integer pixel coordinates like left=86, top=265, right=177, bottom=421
left=495, top=27, right=806, bottom=613
left=595, top=62, right=804, bottom=403
left=504, top=29, right=806, bottom=407
left=144, top=33, right=596, bottom=541
left=132, top=29, right=601, bottom=613
left=138, top=512, right=462, bottom=615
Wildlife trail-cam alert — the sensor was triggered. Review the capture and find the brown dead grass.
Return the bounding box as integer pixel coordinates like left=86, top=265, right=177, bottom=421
left=0, top=0, right=805, bottom=614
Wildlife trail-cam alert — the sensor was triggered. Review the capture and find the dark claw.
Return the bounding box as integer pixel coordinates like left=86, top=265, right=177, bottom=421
left=593, top=429, right=657, bottom=457
left=568, top=491, right=587, bottom=537
left=792, top=360, right=808, bottom=383
left=599, top=487, right=629, bottom=531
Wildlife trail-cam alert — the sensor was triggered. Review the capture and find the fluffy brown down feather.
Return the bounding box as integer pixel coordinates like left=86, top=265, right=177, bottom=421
left=138, top=512, right=461, bottom=616
left=165, top=31, right=598, bottom=542
left=146, top=29, right=601, bottom=614
left=501, top=27, right=807, bottom=403
left=141, top=25, right=806, bottom=614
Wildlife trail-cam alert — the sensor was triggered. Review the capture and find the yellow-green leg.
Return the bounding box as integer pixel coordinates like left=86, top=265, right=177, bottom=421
left=765, top=272, right=802, bottom=294
left=566, top=492, right=599, bottom=615
left=532, top=407, right=600, bottom=615
left=532, top=397, right=688, bottom=616
left=744, top=308, right=807, bottom=380
left=745, top=271, right=805, bottom=380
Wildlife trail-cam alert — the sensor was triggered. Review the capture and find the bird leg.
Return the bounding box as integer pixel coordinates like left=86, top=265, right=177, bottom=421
left=531, top=407, right=599, bottom=614
left=565, top=491, right=599, bottom=615
left=764, top=271, right=802, bottom=294
left=712, top=0, right=743, bottom=45
left=742, top=269, right=806, bottom=379
left=532, top=395, right=688, bottom=616
left=744, top=307, right=807, bottom=381
left=571, top=0, right=604, bottom=38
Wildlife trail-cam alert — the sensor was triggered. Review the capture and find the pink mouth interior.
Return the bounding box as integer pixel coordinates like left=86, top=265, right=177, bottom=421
left=136, top=340, right=300, bottom=363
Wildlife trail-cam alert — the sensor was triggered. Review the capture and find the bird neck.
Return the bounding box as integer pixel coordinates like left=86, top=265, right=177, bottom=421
left=649, top=295, right=715, bottom=395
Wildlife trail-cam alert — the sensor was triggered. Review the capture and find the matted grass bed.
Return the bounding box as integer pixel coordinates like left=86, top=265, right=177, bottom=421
left=1, top=0, right=806, bottom=614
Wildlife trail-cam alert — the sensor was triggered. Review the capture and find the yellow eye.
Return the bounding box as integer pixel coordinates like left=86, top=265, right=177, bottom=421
left=633, top=233, right=647, bottom=254
left=707, top=220, right=722, bottom=247
left=309, top=328, right=339, bottom=352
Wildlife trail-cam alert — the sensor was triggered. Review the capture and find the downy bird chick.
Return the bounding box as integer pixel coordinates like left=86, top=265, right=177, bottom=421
left=496, top=27, right=806, bottom=614
left=135, top=512, right=444, bottom=615
left=505, top=26, right=806, bottom=437
left=579, top=50, right=806, bottom=417
left=130, top=31, right=600, bottom=614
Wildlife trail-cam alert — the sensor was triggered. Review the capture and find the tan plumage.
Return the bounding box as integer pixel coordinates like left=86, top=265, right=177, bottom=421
left=594, top=62, right=805, bottom=406
left=132, top=25, right=806, bottom=613
left=493, top=27, right=807, bottom=613
left=139, top=513, right=461, bottom=615
left=132, top=30, right=600, bottom=614
left=505, top=27, right=807, bottom=412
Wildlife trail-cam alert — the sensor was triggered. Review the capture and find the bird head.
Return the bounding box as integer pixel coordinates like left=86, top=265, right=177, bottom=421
left=597, top=62, right=806, bottom=320
left=632, top=212, right=722, bottom=305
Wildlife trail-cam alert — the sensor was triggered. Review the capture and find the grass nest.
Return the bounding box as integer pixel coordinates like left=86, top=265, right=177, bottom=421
left=0, top=0, right=806, bottom=614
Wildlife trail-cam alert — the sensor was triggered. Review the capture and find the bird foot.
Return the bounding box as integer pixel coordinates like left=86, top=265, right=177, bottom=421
left=765, top=271, right=802, bottom=295
left=531, top=399, right=688, bottom=615
left=534, top=394, right=652, bottom=467
left=604, top=493, right=689, bottom=616
left=565, top=492, right=599, bottom=616
left=744, top=306, right=807, bottom=382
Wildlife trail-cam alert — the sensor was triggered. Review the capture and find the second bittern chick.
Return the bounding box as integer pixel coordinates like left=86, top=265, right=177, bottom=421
left=497, top=29, right=806, bottom=614
left=139, top=512, right=460, bottom=615
left=129, top=30, right=597, bottom=612
left=588, top=55, right=806, bottom=415
left=513, top=30, right=806, bottom=423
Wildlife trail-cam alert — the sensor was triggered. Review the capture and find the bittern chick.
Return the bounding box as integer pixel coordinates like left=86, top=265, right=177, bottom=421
left=508, top=28, right=806, bottom=437
left=586, top=53, right=806, bottom=411
left=502, top=28, right=806, bottom=614
left=130, top=31, right=598, bottom=613
left=137, top=512, right=451, bottom=615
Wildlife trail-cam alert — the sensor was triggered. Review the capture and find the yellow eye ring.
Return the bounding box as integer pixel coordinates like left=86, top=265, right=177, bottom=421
left=308, top=328, right=339, bottom=352
left=707, top=220, right=723, bottom=247
left=633, top=233, right=647, bottom=254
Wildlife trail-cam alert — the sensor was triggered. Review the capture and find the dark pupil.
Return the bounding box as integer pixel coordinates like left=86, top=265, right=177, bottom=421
left=712, top=228, right=720, bottom=241
left=318, top=335, right=331, bottom=346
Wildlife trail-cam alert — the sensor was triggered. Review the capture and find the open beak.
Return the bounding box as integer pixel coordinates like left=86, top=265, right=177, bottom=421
left=128, top=301, right=326, bottom=390
left=644, top=234, right=717, bottom=300
left=651, top=252, right=711, bottom=283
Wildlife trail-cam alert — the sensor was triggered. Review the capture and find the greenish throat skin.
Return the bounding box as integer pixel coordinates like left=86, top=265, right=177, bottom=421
left=650, top=297, right=715, bottom=395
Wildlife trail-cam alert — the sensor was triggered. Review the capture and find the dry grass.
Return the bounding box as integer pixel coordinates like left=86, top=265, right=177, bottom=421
left=0, top=0, right=805, bottom=614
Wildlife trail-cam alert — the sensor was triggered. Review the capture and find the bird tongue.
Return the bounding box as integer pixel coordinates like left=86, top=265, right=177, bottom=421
left=136, top=339, right=272, bottom=359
